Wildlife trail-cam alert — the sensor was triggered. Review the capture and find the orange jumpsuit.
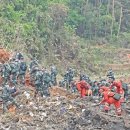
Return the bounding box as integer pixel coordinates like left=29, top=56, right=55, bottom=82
left=110, top=81, right=124, bottom=103
left=76, top=80, right=90, bottom=98
left=100, top=88, right=122, bottom=116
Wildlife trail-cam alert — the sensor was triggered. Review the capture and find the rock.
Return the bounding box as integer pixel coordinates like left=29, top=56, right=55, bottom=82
left=41, top=112, right=47, bottom=117
left=12, top=116, right=19, bottom=123
left=84, top=110, right=91, bottom=117
left=29, top=112, right=34, bottom=117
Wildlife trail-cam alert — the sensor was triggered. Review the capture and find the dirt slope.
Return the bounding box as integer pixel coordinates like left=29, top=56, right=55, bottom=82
left=0, top=87, right=130, bottom=130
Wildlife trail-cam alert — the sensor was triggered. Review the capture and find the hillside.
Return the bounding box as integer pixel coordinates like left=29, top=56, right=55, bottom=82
left=0, top=0, right=130, bottom=76
left=0, top=86, right=130, bottom=130
left=1, top=1, right=130, bottom=130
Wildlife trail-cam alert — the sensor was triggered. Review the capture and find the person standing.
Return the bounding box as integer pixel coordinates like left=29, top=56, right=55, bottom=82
left=18, top=57, right=27, bottom=85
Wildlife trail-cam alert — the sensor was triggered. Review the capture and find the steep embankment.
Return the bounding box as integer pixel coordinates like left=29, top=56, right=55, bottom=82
left=1, top=44, right=130, bottom=81
left=76, top=44, right=130, bottom=77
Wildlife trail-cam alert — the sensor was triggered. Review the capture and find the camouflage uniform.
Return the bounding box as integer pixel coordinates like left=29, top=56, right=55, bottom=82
left=61, top=68, right=74, bottom=90
left=1, top=62, right=11, bottom=85
left=34, top=68, right=44, bottom=97
left=68, top=68, right=74, bottom=84
left=100, top=79, right=108, bottom=86
left=43, top=71, right=51, bottom=96
left=50, top=65, right=58, bottom=86
left=15, top=52, right=23, bottom=60
left=63, top=71, right=70, bottom=89
left=29, top=59, right=38, bottom=83
left=18, top=58, right=27, bottom=85
left=107, top=69, right=114, bottom=78
left=1, top=84, right=19, bottom=113
left=122, top=82, right=129, bottom=101
left=80, top=74, right=89, bottom=82
left=58, top=71, right=69, bottom=88
left=91, top=81, right=99, bottom=96
left=10, top=59, right=19, bottom=85
left=29, top=59, right=38, bottom=71
left=70, top=81, right=77, bottom=93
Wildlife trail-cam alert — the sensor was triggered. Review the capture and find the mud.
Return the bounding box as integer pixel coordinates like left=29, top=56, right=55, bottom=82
left=0, top=87, right=130, bottom=130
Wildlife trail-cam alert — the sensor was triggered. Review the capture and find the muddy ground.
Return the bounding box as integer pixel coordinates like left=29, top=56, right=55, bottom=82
left=0, top=86, right=130, bottom=130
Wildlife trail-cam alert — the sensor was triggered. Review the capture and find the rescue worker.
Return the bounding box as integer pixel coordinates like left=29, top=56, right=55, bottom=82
left=68, top=68, right=74, bottom=84
left=29, top=58, right=39, bottom=86
left=13, top=49, right=23, bottom=60
left=18, top=57, right=27, bottom=85
left=10, top=59, right=19, bottom=85
left=59, top=71, right=68, bottom=88
left=100, top=79, right=107, bottom=86
left=120, top=79, right=129, bottom=101
left=29, top=58, right=38, bottom=71
left=43, top=70, right=51, bottom=96
left=50, top=65, right=58, bottom=86
left=99, top=86, right=122, bottom=116
left=80, top=74, right=90, bottom=83
left=63, top=68, right=75, bottom=90
left=1, top=83, right=19, bottom=113
left=91, top=81, right=99, bottom=96
left=76, top=80, right=90, bottom=98
left=109, top=77, right=124, bottom=103
left=62, top=70, right=69, bottom=89
left=33, top=67, right=44, bottom=97
left=107, top=68, right=114, bottom=78
left=1, top=61, right=11, bottom=85
left=70, top=81, right=77, bottom=93
left=79, top=73, right=84, bottom=81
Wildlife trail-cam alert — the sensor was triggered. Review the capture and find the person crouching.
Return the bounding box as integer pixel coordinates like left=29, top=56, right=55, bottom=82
left=99, top=86, right=122, bottom=116
left=76, top=80, right=90, bottom=98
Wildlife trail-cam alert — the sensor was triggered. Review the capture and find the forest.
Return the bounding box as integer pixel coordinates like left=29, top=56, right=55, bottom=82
left=0, top=0, right=130, bottom=74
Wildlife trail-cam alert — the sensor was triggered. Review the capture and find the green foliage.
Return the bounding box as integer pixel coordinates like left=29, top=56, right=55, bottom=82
left=0, top=0, right=130, bottom=73
left=1, top=0, right=130, bottom=45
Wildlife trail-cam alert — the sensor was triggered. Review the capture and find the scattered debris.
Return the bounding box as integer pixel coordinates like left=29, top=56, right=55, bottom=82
left=0, top=87, right=130, bottom=130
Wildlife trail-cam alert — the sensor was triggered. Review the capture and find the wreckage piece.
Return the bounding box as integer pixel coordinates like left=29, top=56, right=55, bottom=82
left=49, top=86, right=79, bottom=100
left=0, top=47, right=10, bottom=63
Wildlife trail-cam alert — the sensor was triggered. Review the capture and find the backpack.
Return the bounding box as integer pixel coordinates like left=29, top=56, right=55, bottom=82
left=15, top=52, right=23, bottom=60
left=35, top=71, right=43, bottom=84
left=51, top=66, right=57, bottom=75
left=10, top=62, right=19, bottom=73
left=43, top=72, right=51, bottom=83
left=20, top=62, right=27, bottom=71
left=4, top=63, right=11, bottom=73
left=122, top=83, right=128, bottom=91
left=113, top=93, right=121, bottom=101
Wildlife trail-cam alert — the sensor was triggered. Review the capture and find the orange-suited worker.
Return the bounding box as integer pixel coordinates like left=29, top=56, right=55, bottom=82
left=99, top=86, right=122, bottom=116
left=76, top=80, right=90, bottom=98
left=108, top=76, right=124, bottom=103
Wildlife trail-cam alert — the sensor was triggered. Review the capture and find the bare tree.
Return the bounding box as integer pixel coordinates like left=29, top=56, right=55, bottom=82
left=111, top=0, right=115, bottom=38
left=117, top=6, right=123, bottom=37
